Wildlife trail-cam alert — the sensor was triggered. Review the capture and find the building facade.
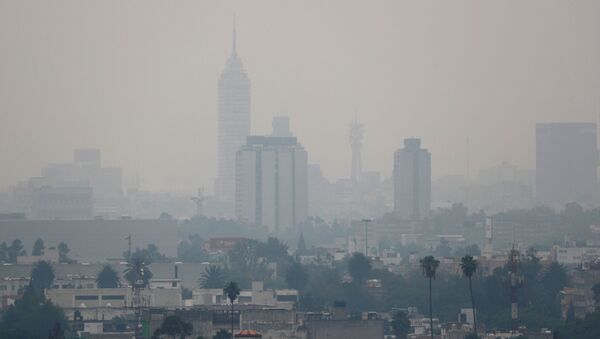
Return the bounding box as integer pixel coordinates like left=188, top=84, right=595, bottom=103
left=536, top=123, right=598, bottom=208
left=235, top=134, right=308, bottom=232
left=215, top=26, right=251, bottom=204
left=394, top=138, right=431, bottom=220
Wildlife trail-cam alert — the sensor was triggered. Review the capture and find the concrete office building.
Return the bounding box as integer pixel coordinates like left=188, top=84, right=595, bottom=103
left=9, top=149, right=123, bottom=219
left=536, top=123, right=598, bottom=208
left=394, top=138, right=431, bottom=220
left=215, top=25, right=251, bottom=203
left=235, top=120, right=307, bottom=231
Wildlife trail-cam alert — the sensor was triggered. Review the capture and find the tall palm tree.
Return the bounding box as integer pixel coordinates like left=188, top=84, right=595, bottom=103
left=223, top=281, right=240, bottom=339
left=123, top=257, right=153, bottom=288
left=199, top=265, right=226, bottom=288
left=420, top=255, right=440, bottom=339
left=460, top=255, right=478, bottom=336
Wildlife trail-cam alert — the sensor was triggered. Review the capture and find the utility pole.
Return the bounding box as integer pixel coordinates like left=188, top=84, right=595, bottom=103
left=504, top=243, right=524, bottom=332
left=361, top=219, right=372, bottom=257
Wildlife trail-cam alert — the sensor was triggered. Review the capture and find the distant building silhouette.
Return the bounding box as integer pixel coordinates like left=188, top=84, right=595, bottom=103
left=349, top=119, right=364, bottom=184
left=215, top=24, right=251, bottom=203
left=536, top=123, right=598, bottom=207
left=235, top=119, right=308, bottom=231
left=394, top=138, right=431, bottom=220
left=9, top=149, right=122, bottom=219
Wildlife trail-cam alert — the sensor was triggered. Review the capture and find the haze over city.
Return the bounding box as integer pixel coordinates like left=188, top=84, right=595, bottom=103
left=2, top=0, right=600, bottom=192
left=3, top=2, right=600, bottom=339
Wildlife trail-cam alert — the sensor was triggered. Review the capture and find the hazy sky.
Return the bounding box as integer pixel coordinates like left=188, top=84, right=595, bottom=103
left=1, top=0, right=600, bottom=193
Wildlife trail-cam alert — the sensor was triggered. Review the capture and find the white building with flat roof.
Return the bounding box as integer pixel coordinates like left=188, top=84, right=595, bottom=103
left=235, top=121, right=307, bottom=231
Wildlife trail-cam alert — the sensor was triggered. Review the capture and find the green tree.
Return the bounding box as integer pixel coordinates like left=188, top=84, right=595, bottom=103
left=0, top=286, right=66, bottom=339
left=155, top=315, right=192, bottom=339
left=96, top=265, right=120, bottom=288
left=592, top=283, right=600, bottom=309
left=0, top=242, right=8, bottom=262
left=460, top=255, right=478, bottom=336
left=228, top=240, right=266, bottom=287
left=30, top=261, right=55, bottom=295
left=348, top=253, right=371, bottom=284
left=420, top=255, right=440, bottom=339
left=554, top=309, right=600, bottom=339
left=199, top=265, right=226, bottom=288
left=391, top=310, right=410, bottom=339
left=434, top=239, right=452, bottom=257
left=285, top=262, right=309, bottom=291
left=177, top=234, right=207, bottom=262
left=128, top=244, right=167, bottom=263
left=57, top=242, right=72, bottom=263
left=32, top=238, right=44, bottom=256
left=224, top=281, right=240, bottom=339
left=124, top=257, right=153, bottom=288
left=296, top=233, right=307, bottom=255
left=213, top=329, right=230, bottom=339
left=8, top=239, right=25, bottom=263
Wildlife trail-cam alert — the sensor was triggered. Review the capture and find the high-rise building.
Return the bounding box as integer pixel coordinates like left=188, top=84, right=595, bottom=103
left=349, top=119, right=364, bottom=183
left=536, top=123, right=598, bottom=207
left=394, top=138, right=431, bottom=219
left=215, top=24, right=251, bottom=203
left=235, top=121, right=308, bottom=232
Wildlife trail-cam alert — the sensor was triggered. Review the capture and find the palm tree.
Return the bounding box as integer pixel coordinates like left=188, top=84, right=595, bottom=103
left=199, top=265, right=226, bottom=288
left=223, top=281, right=240, bottom=339
left=420, top=255, right=440, bottom=339
left=460, top=255, right=478, bottom=336
left=96, top=265, right=120, bottom=288
left=123, top=257, right=153, bottom=288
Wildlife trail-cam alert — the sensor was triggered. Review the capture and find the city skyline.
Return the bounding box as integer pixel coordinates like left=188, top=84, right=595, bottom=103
left=1, top=1, right=600, bottom=194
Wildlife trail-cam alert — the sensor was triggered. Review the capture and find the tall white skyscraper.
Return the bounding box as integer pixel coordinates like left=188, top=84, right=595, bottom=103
left=394, top=138, right=431, bottom=220
left=235, top=119, right=308, bottom=232
left=215, top=25, right=251, bottom=203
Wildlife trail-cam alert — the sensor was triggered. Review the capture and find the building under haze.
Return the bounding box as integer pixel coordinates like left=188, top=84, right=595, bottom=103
left=536, top=123, right=598, bottom=208
left=215, top=25, right=251, bottom=204
left=8, top=149, right=122, bottom=219
left=394, top=138, right=431, bottom=220
left=235, top=120, right=308, bottom=231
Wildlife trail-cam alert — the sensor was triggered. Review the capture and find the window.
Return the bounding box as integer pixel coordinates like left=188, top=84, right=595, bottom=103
left=102, top=295, right=125, bottom=300
left=75, top=295, right=99, bottom=301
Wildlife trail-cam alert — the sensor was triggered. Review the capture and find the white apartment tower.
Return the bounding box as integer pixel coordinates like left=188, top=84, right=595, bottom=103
left=215, top=25, right=251, bottom=202
left=394, top=138, right=431, bottom=220
left=235, top=119, right=308, bottom=232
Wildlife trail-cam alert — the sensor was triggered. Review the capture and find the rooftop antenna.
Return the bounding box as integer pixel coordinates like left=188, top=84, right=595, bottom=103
left=191, top=187, right=205, bottom=216
left=232, top=13, right=237, bottom=56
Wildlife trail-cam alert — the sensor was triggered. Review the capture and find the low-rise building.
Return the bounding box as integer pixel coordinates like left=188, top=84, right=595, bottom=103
left=46, top=287, right=182, bottom=310
left=553, top=246, right=600, bottom=265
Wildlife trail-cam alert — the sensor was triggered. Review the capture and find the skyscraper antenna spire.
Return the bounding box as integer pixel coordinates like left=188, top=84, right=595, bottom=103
left=232, top=14, right=237, bottom=56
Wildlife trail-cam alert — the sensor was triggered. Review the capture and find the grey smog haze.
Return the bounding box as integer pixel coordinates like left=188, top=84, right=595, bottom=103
left=1, top=0, right=600, bottom=193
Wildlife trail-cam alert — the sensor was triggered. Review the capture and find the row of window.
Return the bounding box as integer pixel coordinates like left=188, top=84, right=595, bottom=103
left=74, top=295, right=125, bottom=301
